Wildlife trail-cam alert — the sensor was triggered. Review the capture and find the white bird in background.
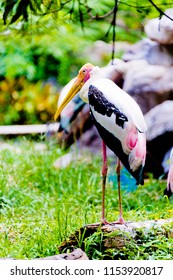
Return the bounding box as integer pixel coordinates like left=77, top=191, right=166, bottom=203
left=54, top=63, right=147, bottom=225
left=165, top=147, right=173, bottom=197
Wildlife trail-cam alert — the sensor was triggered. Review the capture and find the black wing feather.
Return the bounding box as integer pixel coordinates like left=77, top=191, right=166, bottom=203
left=88, top=85, right=144, bottom=185
left=88, top=85, right=128, bottom=129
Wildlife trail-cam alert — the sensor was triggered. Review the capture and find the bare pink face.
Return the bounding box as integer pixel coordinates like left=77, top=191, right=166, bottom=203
left=79, top=63, right=94, bottom=83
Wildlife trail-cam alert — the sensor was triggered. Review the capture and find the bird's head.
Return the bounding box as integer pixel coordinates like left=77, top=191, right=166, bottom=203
left=54, top=63, right=94, bottom=121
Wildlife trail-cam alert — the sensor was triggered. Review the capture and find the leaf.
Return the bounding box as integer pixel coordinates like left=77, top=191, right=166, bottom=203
left=3, top=0, right=18, bottom=24
left=10, top=0, right=30, bottom=24
left=29, top=1, right=36, bottom=13
left=31, top=0, right=42, bottom=12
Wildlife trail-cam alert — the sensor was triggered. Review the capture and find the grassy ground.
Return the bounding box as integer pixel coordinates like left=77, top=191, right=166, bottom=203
left=0, top=138, right=173, bottom=259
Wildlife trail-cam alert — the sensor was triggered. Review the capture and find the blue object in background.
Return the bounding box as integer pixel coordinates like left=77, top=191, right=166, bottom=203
left=108, top=166, right=137, bottom=192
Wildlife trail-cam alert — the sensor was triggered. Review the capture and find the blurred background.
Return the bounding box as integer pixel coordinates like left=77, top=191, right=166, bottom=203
left=0, top=0, right=170, bottom=126
left=1, top=0, right=173, bottom=179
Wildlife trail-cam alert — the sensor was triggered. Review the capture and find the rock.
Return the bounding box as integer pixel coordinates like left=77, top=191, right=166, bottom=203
left=144, top=8, right=173, bottom=44
left=0, top=248, right=89, bottom=260
left=145, top=100, right=173, bottom=141
left=53, top=152, right=76, bottom=169
left=144, top=101, right=173, bottom=177
left=39, top=248, right=89, bottom=260
left=59, top=218, right=173, bottom=258
left=83, top=40, right=131, bottom=64
left=83, top=40, right=113, bottom=64
left=0, top=142, right=21, bottom=153
left=123, top=38, right=173, bottom=66
left=102, top=59, right=126, bottom=87
left=121, top=60, right=173, bottom=113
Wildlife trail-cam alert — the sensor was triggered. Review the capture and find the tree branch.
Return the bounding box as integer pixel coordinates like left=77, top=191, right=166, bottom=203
left=148, top=0, right=173, bottom=20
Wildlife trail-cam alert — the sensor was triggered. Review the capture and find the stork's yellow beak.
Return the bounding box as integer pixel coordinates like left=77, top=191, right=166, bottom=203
left=54, top=76, right=84, bottom=121
left=54, top=63, right=94, bottom=121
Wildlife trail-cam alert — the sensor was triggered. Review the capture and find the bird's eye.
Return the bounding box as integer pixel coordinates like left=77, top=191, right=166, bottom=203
left=82, top=69, right=86, bottom=73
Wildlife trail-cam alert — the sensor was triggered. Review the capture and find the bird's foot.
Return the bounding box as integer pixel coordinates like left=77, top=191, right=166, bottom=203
left=85, top=219, right=110, bottom=227
left=101, top=218, right=110, bottom=225
left=85, top=218, right=126, bottom=227
left=84, top=222, right=103, bottom=227
left=109, top=217, right=126, bottom=225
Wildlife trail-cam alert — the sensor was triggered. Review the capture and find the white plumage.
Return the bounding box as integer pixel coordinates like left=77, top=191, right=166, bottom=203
left=54, top=63, right=147, bottom=224
left=88, top=78, right=147, bottom=157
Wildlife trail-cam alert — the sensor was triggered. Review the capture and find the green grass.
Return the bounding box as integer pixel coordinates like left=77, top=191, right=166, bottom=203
left=0, top=139, right=173, bottom=259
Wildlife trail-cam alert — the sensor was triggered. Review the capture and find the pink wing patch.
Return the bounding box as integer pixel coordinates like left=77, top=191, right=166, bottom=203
left=122, top=125, right=138, bottom=155
left=128, top=133, right=146, bottom=172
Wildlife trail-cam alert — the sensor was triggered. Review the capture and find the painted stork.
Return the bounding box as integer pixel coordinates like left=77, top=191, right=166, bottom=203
left=164, top=147, right=173, bottom=197
left=54, top=63, right=147, bottom=224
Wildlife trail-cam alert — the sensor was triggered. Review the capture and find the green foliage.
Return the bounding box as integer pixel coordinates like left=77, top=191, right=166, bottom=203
left=0, top=140, right=172, bottom=259
left=0, top=24, right=90, bottom=125
left=1, top=1, right=173, bottom=43
left=0, top=0, right=173, bottom=125
left=0, top=27, right=87, bottom=82
left=1, top=1, right=173, bottom=27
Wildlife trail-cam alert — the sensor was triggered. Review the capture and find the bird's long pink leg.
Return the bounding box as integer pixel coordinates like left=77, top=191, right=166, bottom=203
left=101, top=141, right=109, bottom=224
left=115, top=159, right=125, bottom=224
left=101, top=147, right=125, bottom=225
left=85, top=141, right=109, bottom=227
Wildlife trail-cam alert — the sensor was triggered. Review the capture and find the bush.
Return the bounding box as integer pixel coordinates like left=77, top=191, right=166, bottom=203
left=0, top=77, right=58, bottom=124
